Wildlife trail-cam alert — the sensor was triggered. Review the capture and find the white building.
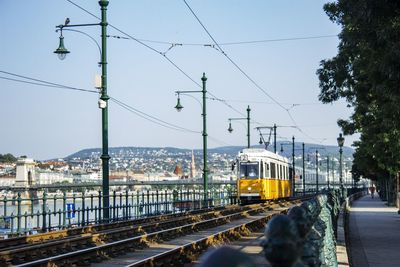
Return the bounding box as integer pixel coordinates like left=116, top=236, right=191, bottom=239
left=35, top=171, right=73, bottom=185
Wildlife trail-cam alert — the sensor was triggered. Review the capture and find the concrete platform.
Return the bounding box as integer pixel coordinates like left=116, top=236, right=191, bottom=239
left=348, top=194, right=400, bottom=267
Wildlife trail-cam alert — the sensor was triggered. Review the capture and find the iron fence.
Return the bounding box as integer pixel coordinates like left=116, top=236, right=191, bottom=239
left=0, top=186, right=237, bottom=236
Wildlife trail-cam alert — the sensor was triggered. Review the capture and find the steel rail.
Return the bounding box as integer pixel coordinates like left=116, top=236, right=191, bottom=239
left=0, top=204, right=255, bottom=265
left=12, top=200, right=301, bottom=267
left=126, top=210, right=285, bottom=267
left=0, top=204, right=230, bottom=250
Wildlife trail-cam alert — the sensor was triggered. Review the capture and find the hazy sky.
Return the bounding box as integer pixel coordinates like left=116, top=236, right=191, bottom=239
left=0, top=0, right=357, bottom=160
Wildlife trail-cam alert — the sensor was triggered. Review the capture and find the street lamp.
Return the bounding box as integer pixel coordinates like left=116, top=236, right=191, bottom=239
left=54, top=33, right=70, bottom=60
left=337, top=133, right=345, bottom=199
left=227, top=105, right=251, bottom=148
left=174, top=73, right=209, bottom=207
left=54, top=0, right=111, bottom=222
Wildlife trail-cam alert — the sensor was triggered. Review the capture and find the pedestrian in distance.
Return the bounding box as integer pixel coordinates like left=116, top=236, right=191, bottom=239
left=369, top=185, right=375, bottom=198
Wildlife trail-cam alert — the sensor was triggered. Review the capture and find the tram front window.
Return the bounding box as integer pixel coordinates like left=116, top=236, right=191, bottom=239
left=239, top=162, right=259, bottom=178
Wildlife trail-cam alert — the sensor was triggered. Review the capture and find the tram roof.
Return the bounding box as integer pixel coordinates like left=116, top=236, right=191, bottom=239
left=239, top=148, right=289, bottom=163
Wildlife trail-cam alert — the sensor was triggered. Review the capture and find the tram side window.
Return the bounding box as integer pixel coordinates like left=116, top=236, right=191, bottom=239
left=283, top=165, right=286, bottom=179
left=279, top=165, right=283, bottom=180
left=283, top=166, right=287, bottom=180
left=277, top=164, right=279, bottom=179
left=265, top=163, right=270, bottom=178
left=277, top=164, right=280, bottom=179
left=270, top=163, right=276, bottom=178
left=283, top=166, right=286, bottom=180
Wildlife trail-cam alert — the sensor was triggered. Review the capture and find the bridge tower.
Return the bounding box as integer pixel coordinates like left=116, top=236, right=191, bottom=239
left=15, top=158, right=36, bottom=187
left=14, top=158, right=38, bottom=204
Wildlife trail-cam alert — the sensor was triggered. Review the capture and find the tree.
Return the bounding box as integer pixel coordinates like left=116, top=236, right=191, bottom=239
left=317, top=0, right=400, bottom=204
left=0, top=153, right=17, bottom=163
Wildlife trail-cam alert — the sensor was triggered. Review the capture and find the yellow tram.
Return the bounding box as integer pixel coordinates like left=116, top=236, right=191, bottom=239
left=235, top=148, right=292, bottom=202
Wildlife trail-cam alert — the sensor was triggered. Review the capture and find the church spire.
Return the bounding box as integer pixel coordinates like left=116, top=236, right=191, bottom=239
left=190, top=150, right=196, bottom=178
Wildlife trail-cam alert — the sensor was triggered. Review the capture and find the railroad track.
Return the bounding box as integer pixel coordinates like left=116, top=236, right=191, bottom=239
left=1, top=198, right=305, bottom=267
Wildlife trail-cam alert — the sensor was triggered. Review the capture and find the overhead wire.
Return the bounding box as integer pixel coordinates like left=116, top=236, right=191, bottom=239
left=110, top=96, right=200, bottom=134
left=181, top=0, right=326, bottom=144
left=182, top=0, right=287, bottom=111
left=65, top=0, right=246, bottom=118
left=66, top=0, right=328, bottom=129
left=66, top=0, right=329, bottom=144
left=133, top=34, right=339, bottom=46
left=0, top=70, right=98, bottom=94
left=0, top=69, right=200, bottom=134
left=0, top=69, right=244, bottom=148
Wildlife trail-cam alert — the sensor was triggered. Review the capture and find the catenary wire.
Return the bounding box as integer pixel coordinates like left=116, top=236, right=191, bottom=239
left=132, top=34, right=339, bottom=46
left=1, top=69, right=247, bottom=147
left=0, top=70, right=98, bottom=93
left=0, top=70, right=197, bottom=134
left=182, top=0, right=326, bottom=144
left=111, top=97, right=233, bottom=146
left=182, top=0, right=287, bottom=110
left=110, top=97, right=200, bottom=134
left=66, top=0, right=326, bottom=144
left=65, top=0, right=246, bottom=118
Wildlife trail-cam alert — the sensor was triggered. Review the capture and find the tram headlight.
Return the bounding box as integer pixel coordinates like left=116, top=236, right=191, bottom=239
left=248, top=187, right=252, bottom=191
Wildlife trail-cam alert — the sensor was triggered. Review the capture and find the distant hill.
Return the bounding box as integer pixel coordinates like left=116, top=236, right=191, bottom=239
left=275, top=142, right=354, bottom=159
left=65, top=143, right=353, bottom=160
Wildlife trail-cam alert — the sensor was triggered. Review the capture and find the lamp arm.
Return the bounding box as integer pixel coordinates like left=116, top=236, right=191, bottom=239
left=57, top=28, right=102, bottom=63
left=178, top=93, right=202, bottom=109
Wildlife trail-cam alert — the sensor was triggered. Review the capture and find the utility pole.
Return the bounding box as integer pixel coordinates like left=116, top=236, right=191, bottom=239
left=54, top=0, right=111, bottom=222
left=327, top=156, right=330, bottom=189
left=337, top=133, right=345, bottom=199
left=292, top=136, right=295, bottom=195
left=202, top=74, right=208, bottom=207
left=247, top=106, right=251, bottom=148
left=302, top=142, right=305, bottom=196
left=175, top=73, right=209, bottom=207
left=316, top=149, right=319, bottom=194
left=274, top=124, right=277, bottom=153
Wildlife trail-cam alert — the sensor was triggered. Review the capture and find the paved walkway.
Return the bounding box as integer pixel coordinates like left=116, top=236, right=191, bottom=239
left=348, top=194, right=400, bottom=267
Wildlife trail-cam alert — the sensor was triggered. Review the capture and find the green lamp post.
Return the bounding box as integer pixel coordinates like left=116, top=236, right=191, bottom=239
left=227, top=105, right=251, bottom=148
left=175, top=73, right=209, bottom=207
left=337, top=133, right=345, bottom=199
left=54, top=0, right=111, bottom=222
left=302, top=142, right=305, bottom=196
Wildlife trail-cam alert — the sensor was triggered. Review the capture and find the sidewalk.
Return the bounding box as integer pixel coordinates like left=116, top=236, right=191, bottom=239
left=348, top=194, right=400, bottom=267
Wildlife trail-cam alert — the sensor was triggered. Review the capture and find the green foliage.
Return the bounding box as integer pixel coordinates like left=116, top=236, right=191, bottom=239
left=0, top=153, right=17, bottom=163
left=318, top=0, right=400, bottom=179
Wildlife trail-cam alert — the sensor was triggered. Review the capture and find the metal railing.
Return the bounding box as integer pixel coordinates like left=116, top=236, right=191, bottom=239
left=0, top=186, right=237, bottom=236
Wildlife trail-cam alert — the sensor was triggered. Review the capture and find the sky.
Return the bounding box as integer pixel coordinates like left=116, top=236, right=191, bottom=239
left=0, top=0, right=358, bottom=160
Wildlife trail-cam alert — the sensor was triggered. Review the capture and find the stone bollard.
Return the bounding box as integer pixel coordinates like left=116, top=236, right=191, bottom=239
left=198, top=246, right=256, bottom=267
left=262, top=191, right=342, bottom=267
left=262, top=215, right=302, bottom=267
